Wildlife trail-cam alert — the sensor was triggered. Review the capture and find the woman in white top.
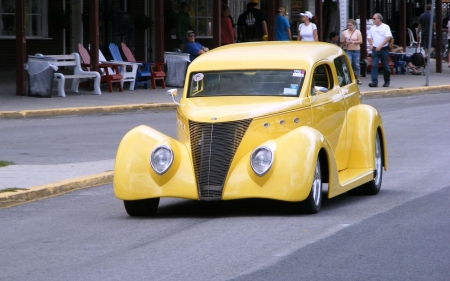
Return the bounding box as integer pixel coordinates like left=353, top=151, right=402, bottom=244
left=297, top=11, right=318, bottom=42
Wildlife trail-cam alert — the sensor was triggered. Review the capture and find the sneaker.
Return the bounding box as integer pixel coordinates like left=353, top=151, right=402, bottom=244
left=357, top=80, right=362, bottom=85
left=368, top=83, right=378, bottom=87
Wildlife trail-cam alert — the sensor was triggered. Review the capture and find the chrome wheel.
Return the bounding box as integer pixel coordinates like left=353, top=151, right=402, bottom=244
left=374, top=132, right=382, bottom=187
left=299, top=157, right=322, bottom=214
left=350, top=131, right=383, bottom=195
left=312, top=159, right=322, bottom=207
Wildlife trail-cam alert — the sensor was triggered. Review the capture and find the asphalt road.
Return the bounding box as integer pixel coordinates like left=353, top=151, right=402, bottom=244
left=1, top=93, right=450, bottom=280
left=1, top=109, right=177, bottom=165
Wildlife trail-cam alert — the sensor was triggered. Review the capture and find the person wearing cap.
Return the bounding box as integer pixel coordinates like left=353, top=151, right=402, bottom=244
left=275, top=7, right=292, bottom=41
left=297, top=11, right=318, bottom=42
left=183, top=30, right=209, bottom=61
left=241, top=0, right=268, bottom=42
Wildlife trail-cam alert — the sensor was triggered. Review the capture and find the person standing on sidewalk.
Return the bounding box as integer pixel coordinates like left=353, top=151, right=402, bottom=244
left=341, top=19, right=362, bottom=85
left=221, top=5, right=235, bottom=45
left=275, top=7, right=292, bottom=41
left=297, top=11, right=318, bottom=42
left=367, top=13, right=392, bottom=87
left=241, top=0, right=268, bottom=42
left=417, top=4, right=436, bottom=58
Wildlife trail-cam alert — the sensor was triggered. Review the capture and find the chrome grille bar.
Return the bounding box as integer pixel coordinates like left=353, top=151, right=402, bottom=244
left=189, top=119, right=252, bottom=201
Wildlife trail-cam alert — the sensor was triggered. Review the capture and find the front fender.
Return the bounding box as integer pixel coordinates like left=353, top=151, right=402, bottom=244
left=222, top=126, right=339, bottom=201
left=114, top=125, right=198, bottom=200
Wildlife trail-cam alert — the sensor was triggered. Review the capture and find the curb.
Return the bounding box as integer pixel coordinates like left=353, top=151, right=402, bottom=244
left=0, top=171, right=113, bottom=208
left=1, top=87, right=450, bottom=119
left=361, top=85, right=450, bottom=97
left=0, top=103, right=177, bottom=119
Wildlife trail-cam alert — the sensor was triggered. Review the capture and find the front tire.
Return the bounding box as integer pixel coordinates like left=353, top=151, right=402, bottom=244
left=124, top=198, right=160, bottom=216
left=350, top=131, right=383, bottom=195
left=299, top=157, right=322, bottom=214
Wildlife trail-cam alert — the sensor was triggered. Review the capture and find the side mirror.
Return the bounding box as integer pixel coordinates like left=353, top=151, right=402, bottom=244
left=314, top=86, right=328, bottom=93
left=166, top=89, right=179, bottom=105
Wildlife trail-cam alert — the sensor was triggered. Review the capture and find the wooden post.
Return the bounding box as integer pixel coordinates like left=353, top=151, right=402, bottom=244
left=15, top=0, right=26, bottom=96
left=155, top=0, right=164, bottom=63
left=399, top=0, right=406, bottom=49
left=435, top=0, right=442, bottom=73
left=90, top=0, right=99, bottom=72
left=266, top=0, right=278, bottom=41
left=213, top=0, right=221, bottom=47
left=315, top=0, right=323, bottom=41
left=360, top=0, right=367, bottom=59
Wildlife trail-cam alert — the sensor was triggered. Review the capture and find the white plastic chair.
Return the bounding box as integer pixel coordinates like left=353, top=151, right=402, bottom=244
left=407, top=28, right=417, bottom=46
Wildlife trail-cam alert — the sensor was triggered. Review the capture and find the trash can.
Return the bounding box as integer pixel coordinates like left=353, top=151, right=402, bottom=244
left=24, top=55, right=58, bottom=98
left=360, top=59, right=368, bottom=77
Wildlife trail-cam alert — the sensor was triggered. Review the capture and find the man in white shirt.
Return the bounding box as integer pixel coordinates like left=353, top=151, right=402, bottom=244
left=367, top=13, right=392, bottom=87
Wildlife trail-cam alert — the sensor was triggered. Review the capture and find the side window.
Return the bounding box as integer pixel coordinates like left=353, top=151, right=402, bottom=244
left=312, top=64, right=334, bottom=90
left=334, top=56, right=352, bottom=86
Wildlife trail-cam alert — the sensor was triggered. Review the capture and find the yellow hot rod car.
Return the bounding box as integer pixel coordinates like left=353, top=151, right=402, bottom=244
left=114, top=42, right=387, bottom=216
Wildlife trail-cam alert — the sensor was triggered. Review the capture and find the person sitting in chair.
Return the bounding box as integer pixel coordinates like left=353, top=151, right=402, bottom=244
left=184, top=30, right=209, bottom=61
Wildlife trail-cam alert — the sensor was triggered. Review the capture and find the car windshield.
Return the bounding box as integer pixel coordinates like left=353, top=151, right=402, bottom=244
left=187, top=70, right=306, bottom=97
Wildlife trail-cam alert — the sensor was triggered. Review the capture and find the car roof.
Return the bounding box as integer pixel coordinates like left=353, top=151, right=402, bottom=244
left=188, top=41, right=344, bottom=71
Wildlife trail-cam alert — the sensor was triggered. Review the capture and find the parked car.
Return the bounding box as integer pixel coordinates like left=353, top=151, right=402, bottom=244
left=114, top=42, right=388, bottom=216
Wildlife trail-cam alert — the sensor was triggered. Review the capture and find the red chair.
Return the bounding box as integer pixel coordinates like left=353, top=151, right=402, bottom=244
left=121, top=42, right=166, bottom=89
left=78, top=43, right=123, bottom=92
left=366, top=54, right=395, bottom=75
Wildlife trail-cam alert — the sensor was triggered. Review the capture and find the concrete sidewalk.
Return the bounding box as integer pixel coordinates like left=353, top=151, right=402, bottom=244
left=1, top=60, right=449, bottom=208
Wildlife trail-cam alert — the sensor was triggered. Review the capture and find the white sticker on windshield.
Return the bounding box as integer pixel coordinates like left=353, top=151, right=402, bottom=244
left=283, top=88, right=297, bottom=95
left=292, top=70, right=304, bottom=77
left=193, top=73, right=204, bottom=82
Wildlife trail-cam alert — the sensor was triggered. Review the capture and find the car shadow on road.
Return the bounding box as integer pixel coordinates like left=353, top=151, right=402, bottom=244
left=126, top=188, right=394, bottom=218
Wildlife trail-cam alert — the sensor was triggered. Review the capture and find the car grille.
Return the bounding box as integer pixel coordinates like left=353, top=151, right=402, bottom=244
left=189, top=119, right=252, bottom=201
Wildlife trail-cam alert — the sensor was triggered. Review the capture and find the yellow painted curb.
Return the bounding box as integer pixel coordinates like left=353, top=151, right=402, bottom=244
left=0, top=171, right=113, bottom=208
left=0, top=103, right=177, bottom=119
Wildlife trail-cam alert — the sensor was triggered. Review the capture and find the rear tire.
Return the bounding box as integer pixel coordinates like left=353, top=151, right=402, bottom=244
left=299, top=157, right=322, bottom=214
left=124, top=198, right=160, bottom=216
left=350, top=131, right=383, bottom=195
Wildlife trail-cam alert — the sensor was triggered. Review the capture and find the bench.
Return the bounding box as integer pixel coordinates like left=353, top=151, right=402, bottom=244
left=35, top=53, right=101, bottom=97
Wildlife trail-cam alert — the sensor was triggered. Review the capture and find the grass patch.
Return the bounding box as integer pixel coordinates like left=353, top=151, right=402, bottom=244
left=0, top=188, right=29, bottom=193
left=0, top=160, right=15, bottom=167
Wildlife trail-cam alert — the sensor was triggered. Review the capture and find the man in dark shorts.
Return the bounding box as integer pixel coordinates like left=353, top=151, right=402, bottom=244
left=418, top=4, right=436, bottom=57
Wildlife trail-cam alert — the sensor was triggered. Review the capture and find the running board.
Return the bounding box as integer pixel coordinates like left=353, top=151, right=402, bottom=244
left=328, top=168, right=374, bottom=198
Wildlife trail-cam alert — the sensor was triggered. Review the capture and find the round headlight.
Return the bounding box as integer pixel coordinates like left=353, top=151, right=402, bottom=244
left=150, top=145, right=174, bottom=175
left=250, top=146, right=273, bottom=176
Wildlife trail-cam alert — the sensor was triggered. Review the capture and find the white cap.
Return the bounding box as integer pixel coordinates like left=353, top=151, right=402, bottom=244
left=299, top=11, right=313, bottom=19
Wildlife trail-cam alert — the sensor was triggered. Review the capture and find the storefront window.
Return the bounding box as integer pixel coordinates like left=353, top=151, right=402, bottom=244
left=190, top=0, right=213, bottom=36
left=0, top=0, right=48, bottom=38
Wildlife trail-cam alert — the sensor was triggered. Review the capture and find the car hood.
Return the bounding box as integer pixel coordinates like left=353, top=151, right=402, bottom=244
left=179, top=96, right=310, bottom=123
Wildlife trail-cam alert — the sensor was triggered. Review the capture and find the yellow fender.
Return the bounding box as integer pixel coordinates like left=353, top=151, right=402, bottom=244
left=223, top=126, right=339, bottom=202
left=114, top=125, right=198, bottom=200
left=346, top=104, right=388, bottom=171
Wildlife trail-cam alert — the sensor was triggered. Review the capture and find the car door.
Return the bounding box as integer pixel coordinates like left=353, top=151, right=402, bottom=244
left=309, top=63, right=347, bottom=166
left=333, top=55, right=360, bottom=170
